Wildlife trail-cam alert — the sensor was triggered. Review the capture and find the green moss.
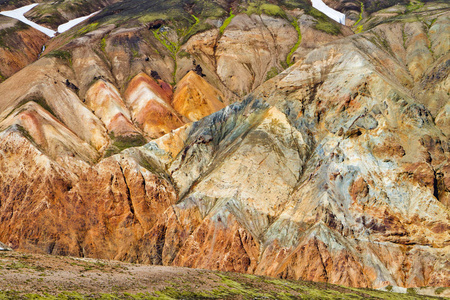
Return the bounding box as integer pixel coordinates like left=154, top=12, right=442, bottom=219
left=45, top=49, right=72, bottom=62
left=260, top=4, right=287, bottom=19
left=138, top=13, right=169, bottom=24
left=245, top=2, right=287, bottom=19
left=26, top=0, right=109, bottom=29
left=100, top=37, right=107, bottom=53
left=435, top=287, right=447, bottom=295
left=314, top=20, right=341, bottom=35
left=152, top=14, right=200, bottom=84
left=178, top=50, right=191, bottom=59
left=286, top=17, right=301, bottom=66
left=353, top=2, right=364, bottom=33
left=0, top=21, right=29, bottom=49
left=307, top=8, right=341, bottom=35
left=108, top=132, right=147, bottom=153
left=406, top=0, right=424, bottom=13
left=246, top=2, right=260, bottom=16
left=219, top=9, right=235, bottom=35
left=266, top=66, right=279, bottom=81
left=194, top=1, right=225, bottom=19
left=77, top=22, right=99, bottom=35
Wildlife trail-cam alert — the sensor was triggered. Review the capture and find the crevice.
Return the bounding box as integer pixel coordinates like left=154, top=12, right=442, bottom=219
left=176, top=106, right=271, bottom=202
left=211, top=30, right=240, bottom=99
left=314, top=238, right=329, bottom=282
left=118, top=160, right=135, bottom=216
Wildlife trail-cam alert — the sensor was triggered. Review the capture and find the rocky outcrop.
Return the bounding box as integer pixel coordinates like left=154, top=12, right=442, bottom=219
left=0, top=241, right=12, bottom=251
left=0, top=0, right=449, bottom=291
left=0, top=17, right=48, bottom=82
left=172, top=71, right=225, bottom=122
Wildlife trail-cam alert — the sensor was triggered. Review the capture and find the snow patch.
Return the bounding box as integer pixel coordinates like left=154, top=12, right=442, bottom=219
left=0, top=4, right=56, bottom=37
left=311, top=0, right=346, bottom=24
left=0, top=4, right=100, bottom=38
left=57, top=11, right=99, bottom=33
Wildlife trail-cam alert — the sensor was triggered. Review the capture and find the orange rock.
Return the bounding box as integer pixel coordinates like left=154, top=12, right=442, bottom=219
left=173, top=71, right=225, bottom=122
left=124, top=73, right=185, bottom=138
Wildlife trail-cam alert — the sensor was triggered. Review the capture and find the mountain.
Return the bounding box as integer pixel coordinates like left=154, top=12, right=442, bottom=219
left=0, top=0, right=449, bottom=292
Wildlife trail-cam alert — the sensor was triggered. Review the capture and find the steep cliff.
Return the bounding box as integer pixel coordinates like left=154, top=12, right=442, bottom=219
left=0, top=0, right=448, bottom=291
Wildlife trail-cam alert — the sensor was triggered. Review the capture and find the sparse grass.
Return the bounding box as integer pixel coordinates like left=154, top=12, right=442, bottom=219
left=152, top=14, right=200, bottom=84
left=107, top=132, right=147, bottom=154
left=265, top=66, right=279, bottom=81
left=44, top=50, right=72, bottom=63
left=0, top=21, right=29, bottom=49
left=178, top=50, right=191, bottom=59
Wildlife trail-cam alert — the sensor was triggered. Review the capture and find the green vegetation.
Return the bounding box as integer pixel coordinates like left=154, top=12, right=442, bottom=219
left=406, top=0, right=424, bottom=13
left=286, top=17, right=301, bottom=66
left=265, top=66, right=279, bottom=81
left=369, top=30, right=394, bottom=56
left=353, top=2, right=364, bottom=33
left=152, top=14, right=199, bottom=84
left=0, top=252, right=441, bottom=300
left=98, top=0, right=225, bottom=32
left=219, top=9, right=235, bottom=35
left=100, top=37, right=107, bottom=53
left=178, top=50, right=191, bottom=59
left=4, top=95, right=58, bottom=121
left=246, top=2, right=287, bottom=19
left=362, top=1, right=448, bottom=32
left=45, top=50, right=72, bottom=63
left=76, top=22, right=99, bottom=35
left=106, top=132, right=147, bottom=156
left=260, top=3, right=287, bottom=19
left=307, top=8, right=341, bottom=35
left=25, top=0, right=109, bottom=28
left=435, top=287, right=447, bottom=295
left=0, top=21, right=29, bottom=49
left=365, top=0, right=409, bottom=14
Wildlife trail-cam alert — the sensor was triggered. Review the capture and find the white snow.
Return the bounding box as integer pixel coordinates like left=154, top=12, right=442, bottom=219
left=311, top=0, right=346, bottom=25
left=0, top=4, right=100, bottom=38
left=57, top=11, right=99, bottom=33
left=0, top=3, right=56, bottom=37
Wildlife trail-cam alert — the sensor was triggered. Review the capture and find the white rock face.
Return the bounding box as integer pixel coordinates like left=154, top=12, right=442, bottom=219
left=311, top=0, right=346, bottom=24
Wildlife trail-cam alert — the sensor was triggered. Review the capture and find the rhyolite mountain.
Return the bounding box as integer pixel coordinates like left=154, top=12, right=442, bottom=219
left=0, top=0, right=449, bottom=290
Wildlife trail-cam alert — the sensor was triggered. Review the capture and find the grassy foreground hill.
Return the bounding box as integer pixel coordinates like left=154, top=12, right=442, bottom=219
left=0, top=251, right=447, bottom=299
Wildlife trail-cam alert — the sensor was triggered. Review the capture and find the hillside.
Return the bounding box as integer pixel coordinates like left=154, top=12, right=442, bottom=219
left=0, top=251, right=448, bottom=299
left=0, top=0, right=449, bottom=293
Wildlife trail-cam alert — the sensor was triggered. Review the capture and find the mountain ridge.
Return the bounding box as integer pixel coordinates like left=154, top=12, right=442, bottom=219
left=0, top=0, right=448, bottom=291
